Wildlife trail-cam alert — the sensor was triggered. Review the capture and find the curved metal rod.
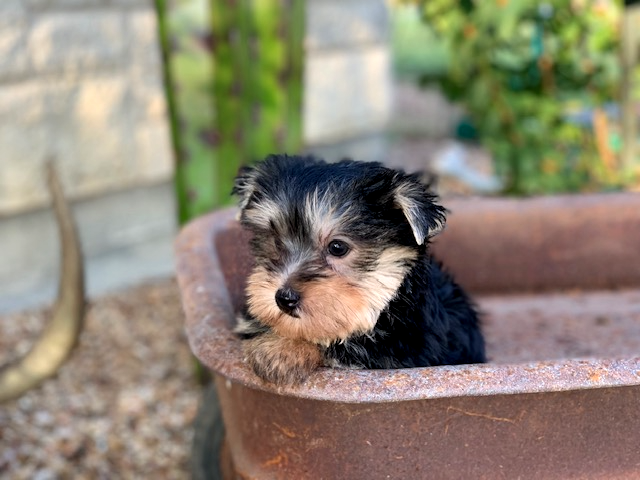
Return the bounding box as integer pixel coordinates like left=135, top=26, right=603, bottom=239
left=0, top=161, right=85, bottom=403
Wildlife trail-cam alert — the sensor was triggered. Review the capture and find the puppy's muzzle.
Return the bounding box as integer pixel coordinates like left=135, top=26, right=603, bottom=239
left=275, top=287, right=301, bottom=316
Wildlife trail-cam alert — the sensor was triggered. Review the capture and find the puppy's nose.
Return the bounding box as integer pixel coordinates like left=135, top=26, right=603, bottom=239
left=275, top=287, right=301, bottom=315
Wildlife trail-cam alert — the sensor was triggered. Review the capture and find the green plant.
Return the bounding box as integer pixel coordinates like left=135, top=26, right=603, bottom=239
left=155, top=0, right=305, bottom=224
left=156, top=0, right=216, bottom=223
left=391, top=5, right=448, bottom=79
left=418, top=0, right=623, bottom=194
left=209, top=0, right=305, bottom=206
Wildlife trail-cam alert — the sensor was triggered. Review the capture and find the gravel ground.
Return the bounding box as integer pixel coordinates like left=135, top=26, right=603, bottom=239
left=0, top=279, right=199, bottom=480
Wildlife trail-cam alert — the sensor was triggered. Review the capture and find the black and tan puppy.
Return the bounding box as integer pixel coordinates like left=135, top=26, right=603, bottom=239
left=233, top=155, right=485, bottom=386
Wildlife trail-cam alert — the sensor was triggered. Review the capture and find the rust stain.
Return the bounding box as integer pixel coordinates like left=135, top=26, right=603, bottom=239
left=382, top=373, right=411, bottom=387
left=303, top=437, right=327, bottom=452
left=262, top=453, right=288, bottom=468
left=446, top=406, right=525, bottom=424
left=272, top=422, right=297, bottom=438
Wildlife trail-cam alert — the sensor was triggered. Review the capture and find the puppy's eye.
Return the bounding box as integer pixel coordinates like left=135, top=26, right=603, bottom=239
left=327, top=240, right=350, bottom=257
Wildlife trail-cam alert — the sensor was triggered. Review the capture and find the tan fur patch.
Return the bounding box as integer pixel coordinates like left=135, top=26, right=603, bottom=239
left=395, top=181, right=444, bottom=243
left=290, top=276, right=370, bottom=344
left=246, top=246, right=418, bottom=345
left=357, top=246, right=418, bottom=312
left=303, top=188, right=349, bottom=242
left=242, top=196, right=282, bottom=230
left=247, top=267, right=369, bottom=345
left=246, top=267, right=286, bottom=327
left=244, top=332, right=323, bottom=386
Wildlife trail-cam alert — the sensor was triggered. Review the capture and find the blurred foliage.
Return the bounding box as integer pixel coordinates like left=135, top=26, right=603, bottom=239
left=155, top=0, right=305, bottom=223
left=156, top=0, right=215, bottom=222
left=413, top=0, right=630, bottom=194
left=391, top=5, right=449, bottom=79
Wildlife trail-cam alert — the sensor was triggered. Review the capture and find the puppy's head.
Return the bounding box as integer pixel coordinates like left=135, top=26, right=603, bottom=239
left=233, top=155, right=446, bottom=345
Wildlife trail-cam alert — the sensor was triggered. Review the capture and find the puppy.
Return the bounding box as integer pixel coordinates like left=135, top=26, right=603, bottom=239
left=233, top=155, right=485, bottom=386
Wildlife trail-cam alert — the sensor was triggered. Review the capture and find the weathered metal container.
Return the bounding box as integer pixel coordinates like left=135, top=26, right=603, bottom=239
left=176, top=193, right=640, bottom=479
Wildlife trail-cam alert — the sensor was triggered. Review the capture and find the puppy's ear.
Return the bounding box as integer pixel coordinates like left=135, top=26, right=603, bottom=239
left=393, top=175, right=446, bottom=245
left=232, top=165, right=256, bottom=210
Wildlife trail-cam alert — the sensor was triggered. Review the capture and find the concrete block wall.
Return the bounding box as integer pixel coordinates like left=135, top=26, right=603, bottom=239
left=305, top=0, right=391, bottom=162
left=0, top=0, right=173, bottom=215
left=0, top=0, right=392, bottom=313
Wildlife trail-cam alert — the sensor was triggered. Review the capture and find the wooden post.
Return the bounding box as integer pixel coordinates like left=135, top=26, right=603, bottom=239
left=621, top=1, right=640, bottom=171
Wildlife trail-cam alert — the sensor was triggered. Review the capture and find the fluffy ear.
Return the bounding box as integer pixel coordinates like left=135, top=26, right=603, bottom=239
left=232, top=165, right=257, bottom=210
left=393, top=175, right=446, bottom=245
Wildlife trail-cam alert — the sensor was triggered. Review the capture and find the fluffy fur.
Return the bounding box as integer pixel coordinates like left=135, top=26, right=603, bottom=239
left=233, top=155, right=485, bottom=385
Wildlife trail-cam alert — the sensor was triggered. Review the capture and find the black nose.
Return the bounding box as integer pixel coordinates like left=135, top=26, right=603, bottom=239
left=275, top=287, right=301, bottom=315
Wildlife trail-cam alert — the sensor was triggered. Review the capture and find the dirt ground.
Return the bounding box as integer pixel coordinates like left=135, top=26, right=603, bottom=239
left=0, top=279, right=199, bottom=479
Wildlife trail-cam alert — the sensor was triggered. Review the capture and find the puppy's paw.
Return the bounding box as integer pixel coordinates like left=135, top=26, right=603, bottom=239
left=243, top=333, right=323, bottom=386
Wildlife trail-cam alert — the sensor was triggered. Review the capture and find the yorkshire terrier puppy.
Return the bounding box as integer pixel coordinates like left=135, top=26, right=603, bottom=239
left=233, top=155, right=485, bottom=386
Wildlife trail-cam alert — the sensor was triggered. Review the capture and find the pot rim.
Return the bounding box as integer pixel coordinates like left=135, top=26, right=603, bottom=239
left=176, top=198, right=640, bottom=404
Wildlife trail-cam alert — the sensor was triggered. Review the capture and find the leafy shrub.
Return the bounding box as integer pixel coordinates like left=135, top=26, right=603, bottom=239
left=418, top=0, right=623, bottom=194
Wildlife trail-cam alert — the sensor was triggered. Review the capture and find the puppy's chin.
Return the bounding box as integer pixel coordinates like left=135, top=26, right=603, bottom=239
left=246, top=267, right=380, bottom=345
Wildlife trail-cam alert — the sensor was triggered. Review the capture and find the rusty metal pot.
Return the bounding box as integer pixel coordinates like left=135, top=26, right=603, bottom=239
left=177, top=193, right=640, bottom=479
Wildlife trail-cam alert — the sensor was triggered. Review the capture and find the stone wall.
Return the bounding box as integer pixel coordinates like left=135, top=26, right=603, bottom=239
left=0, top=0, right=172, bottom=215
left=305, top=0, right=391, bottom=162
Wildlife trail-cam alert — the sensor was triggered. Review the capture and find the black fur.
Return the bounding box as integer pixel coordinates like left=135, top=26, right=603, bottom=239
left=326, top=256, right=486, bottom=368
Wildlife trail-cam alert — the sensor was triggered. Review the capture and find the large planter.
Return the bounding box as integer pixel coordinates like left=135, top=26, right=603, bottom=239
left=176, top=193, right=640, bottom=479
